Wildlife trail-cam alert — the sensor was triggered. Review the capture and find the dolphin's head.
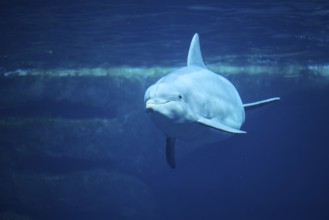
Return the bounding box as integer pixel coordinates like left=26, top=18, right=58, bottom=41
left=145, top=83, right=187, bottom=121
left=144, top=82, right=195, bottom=135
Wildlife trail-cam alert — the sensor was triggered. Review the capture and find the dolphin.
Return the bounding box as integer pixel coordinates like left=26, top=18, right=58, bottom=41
left=144, top=33, right=280, bottom=168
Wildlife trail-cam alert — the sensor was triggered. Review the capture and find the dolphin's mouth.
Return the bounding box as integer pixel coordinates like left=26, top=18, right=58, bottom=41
left=146, top=99, right=170, bottom=105
left=145, top=99, right=171, bottom=113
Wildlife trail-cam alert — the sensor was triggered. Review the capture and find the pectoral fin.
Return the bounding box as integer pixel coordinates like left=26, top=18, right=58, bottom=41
left=197, top=117, right=246, bottom=134
left=166, top=137, right=176, bottom=169
left=244, top=97, right=280, bottom=110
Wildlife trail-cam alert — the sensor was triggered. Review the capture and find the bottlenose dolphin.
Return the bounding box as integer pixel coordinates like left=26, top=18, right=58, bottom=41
left=144, top=33, right=279, bottom=168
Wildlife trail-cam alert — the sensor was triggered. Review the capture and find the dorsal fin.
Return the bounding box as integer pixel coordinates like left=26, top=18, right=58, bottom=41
left=187, top=33, right=206, bottom=68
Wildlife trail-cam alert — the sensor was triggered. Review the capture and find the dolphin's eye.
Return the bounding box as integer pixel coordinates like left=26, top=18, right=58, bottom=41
left=178, top=95, right=183, bottom=99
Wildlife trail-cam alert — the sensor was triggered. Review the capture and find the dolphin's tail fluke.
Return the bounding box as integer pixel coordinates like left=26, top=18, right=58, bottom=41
left=166, top=137, right=176, bottom=169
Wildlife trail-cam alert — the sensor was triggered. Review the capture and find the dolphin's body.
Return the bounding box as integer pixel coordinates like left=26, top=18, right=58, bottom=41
left=144, top=33, right=279, bottom=168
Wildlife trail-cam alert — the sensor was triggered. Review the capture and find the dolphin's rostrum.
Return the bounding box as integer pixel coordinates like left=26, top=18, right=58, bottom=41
left=144, top=33, right=280, bottom=168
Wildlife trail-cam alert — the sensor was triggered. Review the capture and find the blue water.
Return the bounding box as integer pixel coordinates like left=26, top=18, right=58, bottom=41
left=1, top=0, right=329, bottom=69
left=1, top=0, right=329, bottom=220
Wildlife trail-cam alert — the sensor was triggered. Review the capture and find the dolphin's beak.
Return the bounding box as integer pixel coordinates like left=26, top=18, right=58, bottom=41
left=145, top=102, right=154, bottom=113
left=145, top=100, right=158, bottom=113
left=145, top=99, right=170, bottom=114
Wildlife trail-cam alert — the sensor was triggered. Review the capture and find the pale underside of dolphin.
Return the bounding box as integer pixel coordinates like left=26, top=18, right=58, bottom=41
left=144, top=33, right=280, bottom=168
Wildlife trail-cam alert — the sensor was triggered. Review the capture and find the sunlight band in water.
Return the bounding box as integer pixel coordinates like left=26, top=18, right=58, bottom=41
left=3, top=64, right=329, bottom=80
